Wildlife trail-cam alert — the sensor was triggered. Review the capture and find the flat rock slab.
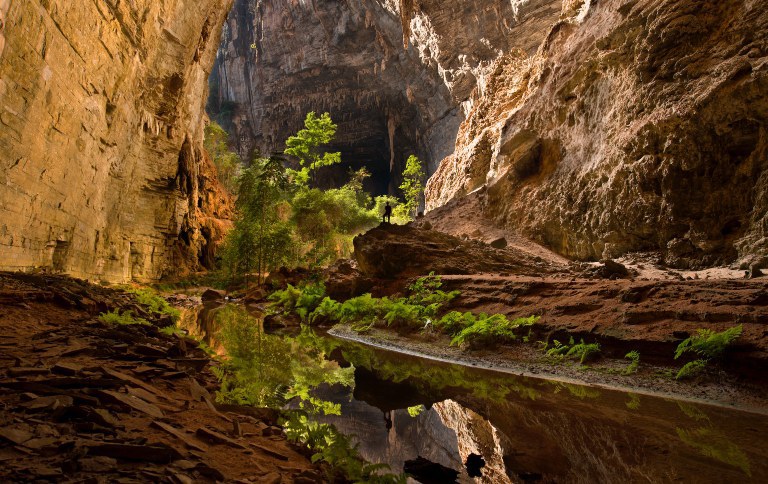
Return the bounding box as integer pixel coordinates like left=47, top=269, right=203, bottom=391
left=195, top=427, right=247, bottom=449
left=96, top=390, right=165, bottom=419
left=20, top=395, right=74, bottom=411
left=52, top=362, right=83, bottom=376
left=0, top=427, right=33, bottom=445
left=7, top=367, right=50, bottom=377
left=151, top=421, right=208, bottom=453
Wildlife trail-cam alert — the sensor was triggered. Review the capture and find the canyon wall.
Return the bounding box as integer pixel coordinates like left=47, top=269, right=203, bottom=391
left=216, top=0, right=767, bottom=267
left=426, top=0, right=768, bottom=268
left=211, top=0, right=561, bottom=194
left=0, top=0, right=234, bottom=282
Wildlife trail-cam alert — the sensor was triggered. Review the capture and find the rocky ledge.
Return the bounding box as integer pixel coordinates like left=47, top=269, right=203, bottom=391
left=323, top=223, right=768, bottom=380
left=0, top=272, right=320, bottom=483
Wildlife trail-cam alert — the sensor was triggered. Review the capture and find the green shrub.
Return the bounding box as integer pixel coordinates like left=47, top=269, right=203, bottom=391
left=407, top=405, right=425, bottom=418
left=674, top=325, right=742, bottom=360
left=99, top=309, right=150, bottom=327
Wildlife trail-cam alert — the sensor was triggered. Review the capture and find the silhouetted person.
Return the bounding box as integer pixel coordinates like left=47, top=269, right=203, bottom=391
left=383, top=202, right=392, bottom=223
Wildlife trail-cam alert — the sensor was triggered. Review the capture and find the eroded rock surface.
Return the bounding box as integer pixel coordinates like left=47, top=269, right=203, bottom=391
left=0, top=272, right=318, bottom=482
left=0, top=0, right=234, bottom=282
left=210, top=0, right=562, bottom=192
left=426, top=0, right=768, bottom=268
left=352, top=223, right=566, bottom=281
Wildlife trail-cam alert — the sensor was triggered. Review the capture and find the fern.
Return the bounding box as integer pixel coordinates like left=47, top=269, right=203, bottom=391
left=674, top=325, right=743, bottom=360
left=269, top=283, right=326, bottom=321
left=99, top=309, right=150, bottom=327
left=407, top=272, right=459, bottom=308
left=676, top=359, right=708, bottom=380
left=383, top=300, right=423, bottom=328
left=673, top=325, right=742, bottom=380
left=269, top=284, right=302, bottom=311
left=309, top=297, right=342, bottom=324
left=566, top=340, right=601, bottom=364
left=450, top=314, right=538, bottom=347
left=545, top=337, right=573, bottom=358
left=124, top=286, right=181, bottom=322
left=435, top=311, right=476, bottom=336
left=623, top=350, right=640, bottom=375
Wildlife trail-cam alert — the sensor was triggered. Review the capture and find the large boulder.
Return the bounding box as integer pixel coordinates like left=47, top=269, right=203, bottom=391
left=352, top=224, right=558, bottom=280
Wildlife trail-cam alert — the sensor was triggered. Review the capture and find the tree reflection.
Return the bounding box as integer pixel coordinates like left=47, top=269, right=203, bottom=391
left=214, top=305, right=353, bottom=414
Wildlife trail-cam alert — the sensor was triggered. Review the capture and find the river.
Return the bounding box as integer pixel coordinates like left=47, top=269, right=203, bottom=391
left=182, top=303, right=768, bottom=483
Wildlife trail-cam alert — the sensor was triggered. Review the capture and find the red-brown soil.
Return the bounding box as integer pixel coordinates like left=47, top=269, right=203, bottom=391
left=0, top=273, right=320, bottom=483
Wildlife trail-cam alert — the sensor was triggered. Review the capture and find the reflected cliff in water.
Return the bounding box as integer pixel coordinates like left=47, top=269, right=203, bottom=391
left=182, top=304, right=768, bottom=483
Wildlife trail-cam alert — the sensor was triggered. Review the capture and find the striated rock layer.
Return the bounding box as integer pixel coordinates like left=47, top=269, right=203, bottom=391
left=0, top=0, right=234, bottom=282
left=210, top=0, right=562, bottom=193
left=426, top=0, right=768, bottom=268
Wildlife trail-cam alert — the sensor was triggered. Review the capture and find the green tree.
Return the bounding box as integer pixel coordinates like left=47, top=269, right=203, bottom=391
left=222, top=157, right=295, bottom=286
left=397, top=155, right=426, bottom=220
left=204, top=122, right=241, bottom=193
left=284, top=112, right=342, bottom=187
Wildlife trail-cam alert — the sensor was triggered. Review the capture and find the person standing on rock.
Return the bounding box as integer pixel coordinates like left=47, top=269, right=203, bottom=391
left=383, top=202, right=392, bottom=224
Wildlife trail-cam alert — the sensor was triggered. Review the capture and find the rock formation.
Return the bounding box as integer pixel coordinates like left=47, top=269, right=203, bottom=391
left=213, top=0, right=767, bottom=268
left=0, top=0, right=234, bottom=282
left=426, top=0, right=768, bottom=268
left=210, top=0, right=562, bottom=193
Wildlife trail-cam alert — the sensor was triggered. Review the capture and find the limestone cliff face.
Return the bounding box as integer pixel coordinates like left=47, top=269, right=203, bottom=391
left=211, top=0, right=561, bottom=194
left=426, top=0, right=768, bottom=268
left=0, top=0, right=234, bottom=282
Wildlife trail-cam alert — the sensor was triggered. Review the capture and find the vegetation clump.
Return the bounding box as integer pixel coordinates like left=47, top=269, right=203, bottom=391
left=544, top=337, right=601, bottom=364
left=623, top=350, right=641, bottom=375
left=449, top=314, right=539, bottom=348
left=673, top=325, right=742, bottom=380
left=395, top=154, right=426, bottom=220
left=99, top=309, right=150, bottom=327
left=268, top=273, right=540, bottom=351
left=123, top=286, right=181, bottom=323
left=204, top=121, right=242, bottom=193
left=218, top=112, right=415, bottom=285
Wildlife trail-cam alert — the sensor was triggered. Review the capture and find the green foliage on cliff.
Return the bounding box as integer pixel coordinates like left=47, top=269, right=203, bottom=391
left=204, top=121, right=242, bottom=193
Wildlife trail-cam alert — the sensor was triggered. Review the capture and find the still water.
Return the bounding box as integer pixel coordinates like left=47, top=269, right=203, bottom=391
left=184, top=304, right=768, bottom=483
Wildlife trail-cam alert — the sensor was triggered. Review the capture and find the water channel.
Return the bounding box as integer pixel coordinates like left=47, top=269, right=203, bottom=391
left=183, top=303, right=768, bottom=483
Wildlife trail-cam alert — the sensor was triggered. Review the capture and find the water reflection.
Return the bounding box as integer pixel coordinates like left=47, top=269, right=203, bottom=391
left=183, top=304, right=768, bottom=483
